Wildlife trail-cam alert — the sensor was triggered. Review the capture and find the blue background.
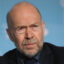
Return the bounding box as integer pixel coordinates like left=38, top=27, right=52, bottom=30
left=0, top=0, right=64, bottom=55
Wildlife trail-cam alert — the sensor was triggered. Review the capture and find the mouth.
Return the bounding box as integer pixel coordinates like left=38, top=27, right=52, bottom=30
left=24, top=43, right=36, bottom=48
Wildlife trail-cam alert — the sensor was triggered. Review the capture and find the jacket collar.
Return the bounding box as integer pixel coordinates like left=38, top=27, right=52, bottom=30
left=39, top=43, right=54, bottom=64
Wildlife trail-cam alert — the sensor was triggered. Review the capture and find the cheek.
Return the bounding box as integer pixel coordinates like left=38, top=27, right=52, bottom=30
left=14, top=34, right=25, bottom=45
left=33, top=31, right=43, bottom=49
left=34, top=30, right=43, bottom=42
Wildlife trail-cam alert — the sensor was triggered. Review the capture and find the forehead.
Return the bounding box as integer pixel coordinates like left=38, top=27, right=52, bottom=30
left=10, top=11, right=41, bottom=27
left=11, top=15, right=41, bottom=28
left=9, top=3, right=41, bottom=27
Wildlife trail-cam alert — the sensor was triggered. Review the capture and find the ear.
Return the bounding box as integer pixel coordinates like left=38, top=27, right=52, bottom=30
left=42, top=22, right=45, bottom=35
left=6, top=29, right=14, bottom=42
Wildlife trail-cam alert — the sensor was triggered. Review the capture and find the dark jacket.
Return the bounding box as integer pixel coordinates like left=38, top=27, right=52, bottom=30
left=0, top=42, right=64, bottom=64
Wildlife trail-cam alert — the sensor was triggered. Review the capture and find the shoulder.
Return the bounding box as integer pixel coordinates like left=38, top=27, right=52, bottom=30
left=44, top=42, right=64, bottom=53
left=0, top=48, right=17, bottom=64
left=40, top=42, right=64, bottom=64
left=44, top=42, right=64, bottom=62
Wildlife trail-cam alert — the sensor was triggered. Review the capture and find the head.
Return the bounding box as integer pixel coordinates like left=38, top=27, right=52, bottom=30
left=6, top=2, right=45, bottom=58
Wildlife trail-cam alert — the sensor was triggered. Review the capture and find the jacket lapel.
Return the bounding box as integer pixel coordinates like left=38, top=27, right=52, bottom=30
left=39, top=43, right=54, bottom=64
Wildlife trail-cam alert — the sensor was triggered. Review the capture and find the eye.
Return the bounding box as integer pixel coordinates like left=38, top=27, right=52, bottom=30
left=16, top=26, right=26, bottom=34
left=19, top=27, right=24, bottom=30
left=32, top=25, right=38, bottom=27
left=34, top=25, right=38, bottom=27
left=17, top=26, right=26, bottom=30
left=32, top=25, right=39, bottom=31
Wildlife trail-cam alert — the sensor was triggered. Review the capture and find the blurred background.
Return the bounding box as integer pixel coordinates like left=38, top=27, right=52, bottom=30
left=0, top=0, right=64, bottom=55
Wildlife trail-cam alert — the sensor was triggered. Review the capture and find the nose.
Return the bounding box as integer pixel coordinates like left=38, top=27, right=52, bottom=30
left=25, top=27, right=33, bottom=39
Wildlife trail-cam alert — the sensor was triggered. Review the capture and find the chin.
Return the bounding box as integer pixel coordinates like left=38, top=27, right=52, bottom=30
left=24, top=52, right=37, bottom=58
left=23, top=49, right=39, bottom=58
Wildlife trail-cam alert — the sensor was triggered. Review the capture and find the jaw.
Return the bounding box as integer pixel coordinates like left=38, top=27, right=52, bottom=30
left=22, top=44, right=41, bottom=57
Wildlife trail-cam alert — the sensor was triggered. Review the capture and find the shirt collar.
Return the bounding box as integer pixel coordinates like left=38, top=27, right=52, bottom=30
left=34, top=52, right=40, bottom=61
left=16, top=49, right=40, bottom=63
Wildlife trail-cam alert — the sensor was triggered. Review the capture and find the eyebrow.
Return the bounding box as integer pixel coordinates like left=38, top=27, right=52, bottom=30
left=15, top=24, right=38, bottom=29
left=15, top=26, right=27, bottom=30
left=15, top=21, right=41, bottom=29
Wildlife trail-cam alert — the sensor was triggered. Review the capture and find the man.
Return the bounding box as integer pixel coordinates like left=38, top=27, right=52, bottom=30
left=0, top=2, right=64, bottom=64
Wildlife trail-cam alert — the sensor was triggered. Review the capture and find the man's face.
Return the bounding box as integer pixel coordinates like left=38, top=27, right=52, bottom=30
left=7, top=5, right=45, bottom=57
